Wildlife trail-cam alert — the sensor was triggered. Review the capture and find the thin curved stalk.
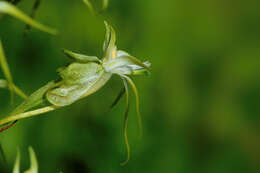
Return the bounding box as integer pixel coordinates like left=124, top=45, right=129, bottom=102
left=0, top=41, right=12, bottom=87
left=0, top=105, right=59, bottom=126
left=0, top=40, right=28, bottom=100
left=24, top=0, right=41, bottom=35
left=120, top=77, right=130, bottom=166
left=121, top=75, right=143, bottom=139
left=109, top=87, right=125, bottom=109
left=82, top=0, right=95, bottom=16
left=0, top=40, right=14, bottom=101
left=0, top=79, right=28, bottom=99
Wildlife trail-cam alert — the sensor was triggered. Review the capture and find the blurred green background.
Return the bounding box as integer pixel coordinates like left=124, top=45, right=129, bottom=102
left=0, top=0, right=260, bottom=172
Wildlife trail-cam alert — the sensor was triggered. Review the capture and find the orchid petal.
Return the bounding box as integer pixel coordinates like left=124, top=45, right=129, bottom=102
left=104, top=55, right=150, bottom=75
left=63, top=49, right=101, bottom=63
left=103, top=21, right=116, bottom=62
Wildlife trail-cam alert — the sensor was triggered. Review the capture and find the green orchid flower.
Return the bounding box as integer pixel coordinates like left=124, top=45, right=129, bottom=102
left=0, top=21, right=151, bottom=165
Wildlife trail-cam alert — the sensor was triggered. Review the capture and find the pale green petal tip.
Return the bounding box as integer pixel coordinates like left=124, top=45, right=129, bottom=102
left=104, top=20, right=108, bottom=26
left=103, top=21, right=117, bottom=61
left=102, top=0, right=109, bottom=10
left=83, top=0, right=109, bottom=15
left=82, top=0, right=95, bottom=16
left=12, top=147, right=38, bottom=173
left=26, top=146, right=38, bottom=173
left=103, top=20, right=111, bottom=52
left=13, top=150, right=20, bottom=173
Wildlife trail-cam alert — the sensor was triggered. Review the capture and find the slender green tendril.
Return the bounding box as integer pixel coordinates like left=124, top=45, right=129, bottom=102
left=82, top=0, right=95, bottom=16
left=0, top=40, right=28, bottom=101
left=120, top=77, right=130, bottom=166
left=109, top=87, right=125, bottom=109
left=121, top=75, right=143, bottom=139
left=12, top=84, right=27, bottom=99
left=24, top=0, right=41, bottom=35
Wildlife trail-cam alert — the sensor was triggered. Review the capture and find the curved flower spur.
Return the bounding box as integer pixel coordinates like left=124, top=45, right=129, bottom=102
left=0, top=21, right=151, bottom=164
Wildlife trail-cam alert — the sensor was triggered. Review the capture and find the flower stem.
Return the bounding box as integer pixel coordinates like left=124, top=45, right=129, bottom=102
left=0, top=105, right=59, bottom=126
left=12, top=84, right=27, bottom=99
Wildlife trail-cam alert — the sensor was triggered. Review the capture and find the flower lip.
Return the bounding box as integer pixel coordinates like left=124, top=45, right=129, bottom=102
left=102, top=54, right=150, bottom=75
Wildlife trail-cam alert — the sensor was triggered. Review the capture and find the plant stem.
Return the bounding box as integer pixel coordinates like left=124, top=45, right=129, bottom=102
left=12, top=84, right=27, bottom=99
left=0, top=105, right=59, bottom=126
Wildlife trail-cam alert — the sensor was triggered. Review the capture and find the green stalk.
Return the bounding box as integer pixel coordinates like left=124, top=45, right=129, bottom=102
left=12, top=84, right=27, bottom=99
left=0, top=105, right=59, bottom=126
left=0, top=2, right=57, bottom=35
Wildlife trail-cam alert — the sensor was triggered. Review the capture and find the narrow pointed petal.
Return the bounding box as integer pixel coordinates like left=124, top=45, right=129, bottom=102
left=103, top=21, right=111, bottom=53
left=83, top=0, right=95, bottom=16
left=103, top=21, right=116, bottom=62
left=63, top=49, right=101, bottom=63
left=24, top=147, right=38, bottom=173
left=104, top=55, right=150, bottom=75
